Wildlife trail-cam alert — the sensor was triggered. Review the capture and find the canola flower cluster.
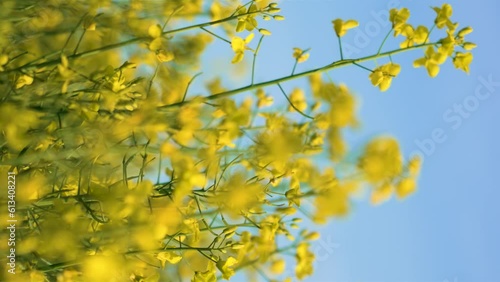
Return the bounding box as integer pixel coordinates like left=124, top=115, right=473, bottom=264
left=0, top=1, right=473, bottom=281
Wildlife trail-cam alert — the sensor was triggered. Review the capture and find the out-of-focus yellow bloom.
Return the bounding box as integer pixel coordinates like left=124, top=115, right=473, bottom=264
left=332, top=19, right=358, bottom=37
left=15, top=74, right=34, bottom=89
left=288, top=88, right=307, bottom=112
left=371, top=182, right=393, bottom=205
left=358, top=137, right=403, bottom=183
left=270, top=259, right=286, bottom=274
left=396, top=177, right=417, bottom=198
left=295, top=242, right=314, bottom=279
left=156, top=49, right=174, bottom=62
left=408, top=155, right=422, bottom=176
left=192, top=262, right=217, bottom=282
left=148, top=24, right=162, bottom=38
left=216, top=257, right=238, bottom=280
left=256, top=88, right=273, bottom=107
left=157, top=251, right=182, bottom=268
left=0, top=54, right=8, bottom=71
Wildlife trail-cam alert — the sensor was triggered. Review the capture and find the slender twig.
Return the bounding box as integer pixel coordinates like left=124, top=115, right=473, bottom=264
left=338, top=36, right=344, bottom=60
left=200, top=27, right=231, bottom=44
left=251, top=35, right=265, bottom=85
left=352, top=62, right=373, bottom=72
left=277, top=83, right=314, bottom=120
left=158, top=42, right=437, bottom=110
left=182, top=72, right=203, bottom=102
left=377, top=29, right=393, bottom=55
left=147, top=63, right=161, bottom=98
left=424, top=24, right=436, bottom=44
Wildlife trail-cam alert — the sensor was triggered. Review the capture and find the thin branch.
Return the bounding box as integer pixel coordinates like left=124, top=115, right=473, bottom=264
left=182, top=72, right=203, bottom=102
left=158, top=42, right=436, bottom=110
left=277, top=83, right=314, bottom=120
left=251, top=35, right=265, bottom=85
left=200, top=27, right=231, bottom=44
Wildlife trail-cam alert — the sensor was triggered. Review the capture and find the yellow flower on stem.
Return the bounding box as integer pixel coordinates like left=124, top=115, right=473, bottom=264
left=369, top=63, right=401, bottom=92
left=231, top=33, right=254, bottom=63
left=400, top=24, right=429, bottom=48
left=236, top=4, right=258, bottom=32
left=216, top=257, right=238, bottom=280
left=453, top=52, right=473, bottom=74
left=433, top=4, right=455, bottom=29
left=156, top=251, right=182, bottom=268
left=332, top=19, right=358, bottom=37
left=15, top=74, right=34, bottom=89
left=292, top=47, right=310, bottom=63
left=389, top=8, right=410, bottom=36
left=413, top=46, right=447, bottom=77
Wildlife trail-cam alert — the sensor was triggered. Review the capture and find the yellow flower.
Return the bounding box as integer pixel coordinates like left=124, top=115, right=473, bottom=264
left=400, top=24, right=429, bottom=48
left=358, top=137, right=403, bottom=183
left=156, top=49, right=174, bottom=62
left=236, top=4, right=258, bottom=32
left=295, top=242, right=314, bottom=279
left=192, top=262, right=217, bottom=282
left=453, top=52, right=473, bottom=74
left=413, top=46, right=447, bottom=77
left=231, top=33, right=254, bottom=63
left=15, top=74, right=34, bottom=89
left=396, top=177, right=416, bottom=198
left=293, top=47, right=310, bottom=63
left=0, top=54, right=8, bottom=71
left=332, top=19, right=358, bottom=37
left=433, top=4, right=455, bottom=29
left=156, top=251, right=182, bottom=268
left=389, top=8, right=410, bottom=36
left=216, top=257, right=238, bottom=280
left=256, top=88, right=273, bottom=108
left=288, top=88, right=307, bottom=112
left=148, top=24, right=162, bottom=38
left=408, top=155, right=422, bottom=177
left=369, top=63, right=401, bottom=92
left=270, top=259, right=286, bottom=274
left=457, top=26, right=473, bottom=38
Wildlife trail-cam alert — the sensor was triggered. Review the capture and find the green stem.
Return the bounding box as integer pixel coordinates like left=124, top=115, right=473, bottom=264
left=182, top=72, right=203, bottom=102
left=200, top=27, right=231, bottom=44
left=277, top=83, right=314, bottom=120
left=424, top=24, right=436, bottom=44
left=377, top=29, right=393, bottom=55
left=251, top=35, right=265, bottom=85
left=291, top=59, right=298, bottom=75
left=338, top=36, right=344, bottom=60
left=158, top=42, right=437, bottom=110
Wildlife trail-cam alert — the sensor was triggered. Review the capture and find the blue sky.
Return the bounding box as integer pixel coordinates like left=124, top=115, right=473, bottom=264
left=200, top=0, right=499, bottom=281
left=196, top=0, right=499, bottom=281
left=259, top=1, right=500, bottom=281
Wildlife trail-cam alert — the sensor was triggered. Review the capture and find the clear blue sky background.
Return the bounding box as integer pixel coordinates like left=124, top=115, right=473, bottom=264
left=200, top=0, right=499, bottom=281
